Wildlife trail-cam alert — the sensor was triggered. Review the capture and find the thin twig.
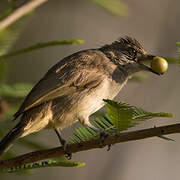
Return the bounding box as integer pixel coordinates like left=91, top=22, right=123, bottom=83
left=0, top=0, right=48, bottom=31
left=0, top=39, right=84, bottom=60
left=0, top=122, right=180, bottom=169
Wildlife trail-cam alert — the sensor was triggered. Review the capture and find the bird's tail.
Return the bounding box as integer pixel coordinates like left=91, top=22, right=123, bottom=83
left=0, top=121, right=26, bottom=157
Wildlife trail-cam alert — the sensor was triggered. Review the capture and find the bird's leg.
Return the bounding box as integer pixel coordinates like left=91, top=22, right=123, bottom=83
left=54, top=128, right=66, bottom=146
left=54, top=128, right=72, bottom=159
left=79, top=117, right=109, bottom=148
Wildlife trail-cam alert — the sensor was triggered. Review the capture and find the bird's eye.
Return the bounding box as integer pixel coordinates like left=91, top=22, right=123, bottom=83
left=129, top=48, right=137, bottom=57
left=122, top=48, right=138, bottom=60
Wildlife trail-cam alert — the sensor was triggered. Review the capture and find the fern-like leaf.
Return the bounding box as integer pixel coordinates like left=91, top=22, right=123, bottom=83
left=104, top=99, right=173, bottom=131
left=129, top=75, right=148, bottom=82
left=0, top=39, right=84, bottom=61
left=176, top=42, right=180, bottom=65
left=69, top=99, right=173, bottom=144
left=1, top=160, right=85, bottom=173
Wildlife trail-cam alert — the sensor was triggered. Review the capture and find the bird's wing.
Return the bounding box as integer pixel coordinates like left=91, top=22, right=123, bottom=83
left=14, top=50, right=105, bottom=119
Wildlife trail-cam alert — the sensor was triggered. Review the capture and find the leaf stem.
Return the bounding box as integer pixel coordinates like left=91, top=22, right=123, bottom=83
left=0, top=39, right=84, bottom=60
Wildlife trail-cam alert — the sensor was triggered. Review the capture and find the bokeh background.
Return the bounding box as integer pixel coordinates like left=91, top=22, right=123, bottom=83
left=1, top=0, right=180, bottom=179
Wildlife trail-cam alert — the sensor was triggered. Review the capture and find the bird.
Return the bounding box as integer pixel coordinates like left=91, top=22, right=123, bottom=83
left=0, top=36, right=158, bottom=157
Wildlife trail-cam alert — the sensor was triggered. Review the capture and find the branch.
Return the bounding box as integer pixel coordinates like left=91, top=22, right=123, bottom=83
left=0, top=39, right=84, bottom=61
left=0, top=0, right=48, bottom=31
left=0, top=122, right=180, bottom=169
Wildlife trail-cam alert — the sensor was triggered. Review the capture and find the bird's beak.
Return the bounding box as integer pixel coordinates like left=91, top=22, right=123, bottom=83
left=136, top=54, right=160, bottom=75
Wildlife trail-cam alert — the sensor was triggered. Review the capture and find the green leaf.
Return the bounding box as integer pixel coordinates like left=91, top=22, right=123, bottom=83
left=69, top=99, right=173, bottom=143
left=158, top=135, right=175, bottom=141
left=0, top=10, right=33, bottom=83
left=1, top=160, right=85, bottom=173
left=104, top=99, right=173, bottom=131
left=129, top=75, right=148, bottom=83
left=90, top=0, right=128, bottom=17
left=0, top=62, right=7, bottom=82
left=0, top=28, right=18, bottom=56
left=0, top=15, right=30, bottom=57
left=176, top=42, right=180, bottom=47
left=0, top=39, right=84, bottom=61
left=0, top=83, right=33, bottom=98
left=69, top=126, right=97, bottom=144
left=166, top=57, right=180, bottom=65
left=69, top=117, right=114, bottom=144
left=177, top=42, right=180, bottom=65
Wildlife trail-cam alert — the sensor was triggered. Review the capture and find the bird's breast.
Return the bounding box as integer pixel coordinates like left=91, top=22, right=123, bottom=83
left=75, top=76, right=128, bottom=118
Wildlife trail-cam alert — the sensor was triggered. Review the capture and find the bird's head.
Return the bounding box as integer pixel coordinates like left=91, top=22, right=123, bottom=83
left=100, top=36, right=159, bottom=75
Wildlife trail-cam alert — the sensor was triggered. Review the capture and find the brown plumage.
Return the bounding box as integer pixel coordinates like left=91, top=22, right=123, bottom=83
left=0, top=36, right=157, bottom=157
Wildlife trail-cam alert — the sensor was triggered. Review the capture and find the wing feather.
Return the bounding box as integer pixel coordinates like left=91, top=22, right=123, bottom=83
left=14, top=50, right=105, bottom=119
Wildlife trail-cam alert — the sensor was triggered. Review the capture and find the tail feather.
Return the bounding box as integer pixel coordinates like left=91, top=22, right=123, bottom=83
left=0, top=121, right=25, bottom=157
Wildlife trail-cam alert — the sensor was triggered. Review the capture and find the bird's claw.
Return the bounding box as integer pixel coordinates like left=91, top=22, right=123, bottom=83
left=107, top=144, right=112, bottom=151
left=99, top=130, right=109, bottom=147
left=65, top=152, right=72, bottom=160
left=62, top=141, right=72, bottom=160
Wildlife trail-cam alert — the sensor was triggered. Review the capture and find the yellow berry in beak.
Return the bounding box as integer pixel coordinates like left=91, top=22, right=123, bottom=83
left=150, top=56, right=168, bottom=74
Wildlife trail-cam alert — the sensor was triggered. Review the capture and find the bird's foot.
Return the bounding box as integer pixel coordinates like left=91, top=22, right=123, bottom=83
left=99, top=130, right=109, bottom=148
left=107, top=144, right=112, bottom=151
left=61, top=140, right=72, bottom=160
left=54, top=129, right=72, bottom=159
left=82, top=122, right=111, bottom=150
left=65, top=152, right=72, bottom=160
